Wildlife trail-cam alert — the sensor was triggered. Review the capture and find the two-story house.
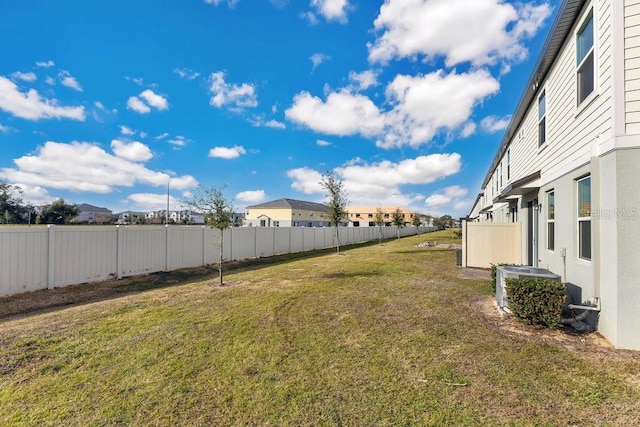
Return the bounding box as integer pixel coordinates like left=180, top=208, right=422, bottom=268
left=468, top=0, right=640, bottom=350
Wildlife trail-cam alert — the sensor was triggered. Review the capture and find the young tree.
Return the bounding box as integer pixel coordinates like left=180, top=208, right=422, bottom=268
left=411, top=212, right=422, bottom=235
left=39, top=199, right=79, bottom=224
left=320, top=172, right=348, bottom=254
left=187, top=185, right=234, bottom=286
left=391, top=208, right=405, bottom=239
left=374, top=207, right=385, bottom=244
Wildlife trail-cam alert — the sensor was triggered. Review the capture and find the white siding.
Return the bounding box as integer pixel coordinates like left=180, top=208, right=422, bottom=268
left=625, top=0, right=640, bottom=132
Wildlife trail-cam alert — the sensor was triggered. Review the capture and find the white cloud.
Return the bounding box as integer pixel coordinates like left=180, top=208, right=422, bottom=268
left=174, top=67, right=200, bottom=80
left=348, top=70, right=378, bottom=91
left=126, top=193, right=184, bottom=211
left=35, top=60, right=55, bottom=68
left=310, top=53, right=330, bottom=70
left=380, top=69, right=500, bottom=148
left=0, top=76, right=85, bottom=121
left=0, top=123, right=10, bottom=132
left=11, top=72, right=37, bottom=82
left=127, top=96, right=151, bottom=114
left=250, top=117, right=286, bottom=129
left=287, top=167, right=324, bottom=194
left=480, top=115, right=512, bottom=133
left=460, top=122, right=477, bottom=138
left=310, top=0, right=350, bottom=23
left=139, top=89, right=168, bottom=110
left=425, top=185, right=471, bottom=217
left=368, top=0, right=552, bottom=67
left=209, top=72, right=258, bottom=110
left=119, top=125, right=135, bottom=136
left=204, top=0, right=239, bottom=7
left=316, top=139, right=331, bottom=146
left=168, top=136, right=189, bottom=148
left=110, top=139, right=153, bottom=162
left=59, top=71, right=83, bottom=92
left=235, top=190, right=266, bottom=203
left=208, top=145, right=247, bottom=159
left=11, top=183, right=56, bottom=206
left=285, top=90, right=384, bottom=137
left=0, top=141, right=197, bottom=193
left=301, top=11, right=319, bottom=25
left=425, top=185, right=468, bottom=208
left=45, top=76, right=56, bottom=85
left=287, top=154, right=461, bottom=209
left=155, top=132, right=169, bottom=140
left=264, top=119, right=286, bottom=129
left=336, top=154, right=462, bottom=190
left=286, top=69, right=498, bottom=148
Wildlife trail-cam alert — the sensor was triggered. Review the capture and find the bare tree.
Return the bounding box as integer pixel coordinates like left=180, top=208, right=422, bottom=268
left=374, top=207, right=385, bottom=244
left=187, top=185, right=234, bottom=285
left=321, top=172, right=348, bottom=254
left=392, top=208, right=405, bottom=240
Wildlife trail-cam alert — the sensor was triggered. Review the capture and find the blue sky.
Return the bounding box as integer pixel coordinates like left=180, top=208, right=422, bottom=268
left=0, top=0, right=557, bottom=217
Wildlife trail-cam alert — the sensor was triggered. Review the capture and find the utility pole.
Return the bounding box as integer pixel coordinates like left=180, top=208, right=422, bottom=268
left=166, top=181, right=170, bottom=225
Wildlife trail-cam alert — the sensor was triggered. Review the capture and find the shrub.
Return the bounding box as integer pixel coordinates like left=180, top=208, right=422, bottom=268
left=505, top=277, right=566, bottom=327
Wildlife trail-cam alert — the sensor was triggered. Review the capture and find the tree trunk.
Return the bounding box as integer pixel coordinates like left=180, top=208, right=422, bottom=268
left=335, top=226, right=340, bottom=254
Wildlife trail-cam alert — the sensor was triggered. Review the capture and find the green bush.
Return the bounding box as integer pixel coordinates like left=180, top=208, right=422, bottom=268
left=505, top=277, right=566, bottom=327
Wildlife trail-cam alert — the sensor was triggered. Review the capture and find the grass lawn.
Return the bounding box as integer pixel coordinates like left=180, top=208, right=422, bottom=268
left=1, top=231, right=639, bottom=426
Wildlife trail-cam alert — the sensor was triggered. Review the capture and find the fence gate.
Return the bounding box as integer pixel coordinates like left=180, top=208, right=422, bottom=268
left=462, top=221, right=522, bottom=268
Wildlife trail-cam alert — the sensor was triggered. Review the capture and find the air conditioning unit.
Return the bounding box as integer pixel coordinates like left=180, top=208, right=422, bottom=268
left=496, top=266, right=561, bottom=313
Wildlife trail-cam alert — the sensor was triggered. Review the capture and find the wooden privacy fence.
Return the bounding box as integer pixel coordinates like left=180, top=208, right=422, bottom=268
left=461, top=221, right=522, bottom=268
left=0, top=225, right=431, bottom=296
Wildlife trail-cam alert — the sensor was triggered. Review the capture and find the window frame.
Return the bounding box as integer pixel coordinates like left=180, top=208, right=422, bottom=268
left=576, top=8, right=595, bottom=106
left=577, top=176, right=592, bottom=261
left=538, top=90, right=547, bottom=147
left=547, top=190, right=555, bottom=251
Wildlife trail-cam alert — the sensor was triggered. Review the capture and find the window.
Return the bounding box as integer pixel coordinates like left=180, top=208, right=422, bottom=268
left=547, top=191, right=555, bottom=251
left=577, top=176, right=591, bottom=260
left=369, top=221, right=375, bottom=226
left=507, top=149, right=511, bottom=179
left=538, top=90, right=546, bottom=146
left=577, top=10, right=594, bottom=105
left=368, top=213, right=373, bottom=218
left=273, top=221, right=279, bottom=227
left=499, top=162, right=503, bottom=188
left=353, top=221, right=360, bottom=227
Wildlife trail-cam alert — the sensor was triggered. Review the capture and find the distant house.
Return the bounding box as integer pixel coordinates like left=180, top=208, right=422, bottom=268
left=170, top=210, right=205, bottom=225
left=245, top=198, right=334, bottom=227
left=72, top=204, right=113, bottom=224
left=115, top=211, right=147, bottom=225
left=346, top=206, right=416, bottom=227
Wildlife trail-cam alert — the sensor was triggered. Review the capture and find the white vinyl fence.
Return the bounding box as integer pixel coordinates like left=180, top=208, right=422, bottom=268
left=0, top=225, right=431, bottom=296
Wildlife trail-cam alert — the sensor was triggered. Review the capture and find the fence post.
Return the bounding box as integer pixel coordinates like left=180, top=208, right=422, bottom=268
left=116, top=225, right=123, bottom=279
left=461, top=220, right=467, bottom=268
left=202, top=225, right=206, bottom=266
left=47, top=225, right=56, bottom=289
left=165, top=225, right=170, bottom=272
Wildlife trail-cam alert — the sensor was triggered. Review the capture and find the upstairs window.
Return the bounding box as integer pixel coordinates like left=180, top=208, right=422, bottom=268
left=577, top=10, right=594, bottom=105
left=538, top=90, right=546, bottom=146
left=507, top=149, right=511, bottom=179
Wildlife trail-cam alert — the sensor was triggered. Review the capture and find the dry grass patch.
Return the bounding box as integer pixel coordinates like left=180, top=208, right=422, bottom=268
left=1, top=232, right=639, bottom=426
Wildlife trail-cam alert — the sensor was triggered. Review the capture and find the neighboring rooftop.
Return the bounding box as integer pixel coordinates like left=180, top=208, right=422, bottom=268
left=247, top=198, right=327, bottom=211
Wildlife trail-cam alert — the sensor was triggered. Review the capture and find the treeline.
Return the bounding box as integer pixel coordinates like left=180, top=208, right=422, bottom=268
left=0, top=183, right=80, bottom=225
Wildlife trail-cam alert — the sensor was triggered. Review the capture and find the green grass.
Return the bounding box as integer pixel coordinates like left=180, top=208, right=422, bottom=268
left=1, top=231, right=639, bottom=426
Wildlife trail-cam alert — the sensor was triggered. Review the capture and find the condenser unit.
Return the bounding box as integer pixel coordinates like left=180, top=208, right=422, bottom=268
left=496, top=266, right=561, bottom=312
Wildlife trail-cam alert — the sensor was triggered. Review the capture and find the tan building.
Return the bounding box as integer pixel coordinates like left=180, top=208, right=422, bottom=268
left=245, top=198, right=333, bottom=227
left=346, top=206, right=416, bottom=227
